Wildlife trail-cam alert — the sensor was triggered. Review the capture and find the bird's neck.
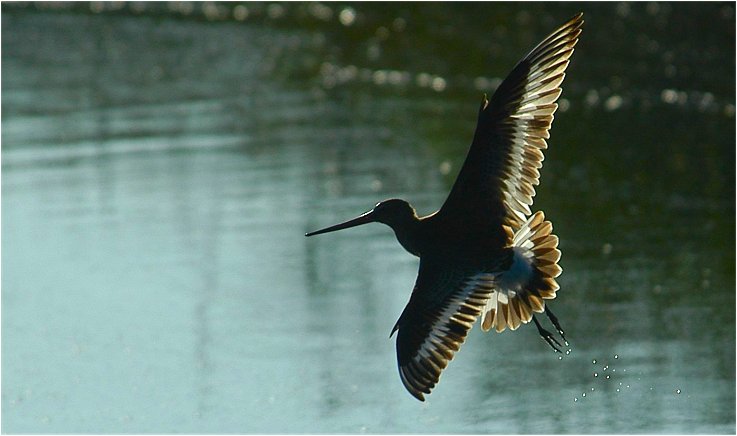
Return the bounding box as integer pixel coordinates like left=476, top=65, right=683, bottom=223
left=390, top=218, right=423, bottom=257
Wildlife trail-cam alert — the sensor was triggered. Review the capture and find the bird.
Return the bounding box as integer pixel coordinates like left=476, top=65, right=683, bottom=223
left=305, top=13, right=583, bottom=401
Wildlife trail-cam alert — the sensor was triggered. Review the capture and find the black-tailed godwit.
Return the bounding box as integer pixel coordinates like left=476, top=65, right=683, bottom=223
left=306, top=13, right=583, bottom=401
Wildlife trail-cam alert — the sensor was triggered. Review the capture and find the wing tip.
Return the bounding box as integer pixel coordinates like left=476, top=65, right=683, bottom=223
left=567, top=12, right=585, bottom=29
left=399, top=365, right=431, bottom=401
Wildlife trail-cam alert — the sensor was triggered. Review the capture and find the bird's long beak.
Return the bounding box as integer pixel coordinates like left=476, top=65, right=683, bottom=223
left=305, top=210, right=375, bottom=237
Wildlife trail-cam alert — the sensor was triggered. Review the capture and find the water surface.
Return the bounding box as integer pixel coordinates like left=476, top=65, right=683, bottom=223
left=2, top=3, right=735, bottom=433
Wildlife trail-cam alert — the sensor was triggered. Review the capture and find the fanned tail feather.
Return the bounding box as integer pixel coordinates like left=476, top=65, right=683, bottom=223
left=481, top=211, right=561, bottom=333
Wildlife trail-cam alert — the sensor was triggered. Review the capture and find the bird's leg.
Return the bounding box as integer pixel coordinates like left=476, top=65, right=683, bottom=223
left=544, top=306, right=568, bottom=347
left=532, top=315, right=561, bottom=353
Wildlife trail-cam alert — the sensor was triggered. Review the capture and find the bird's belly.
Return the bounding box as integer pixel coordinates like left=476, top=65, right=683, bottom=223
left=496, top=246, right=533, bottom=292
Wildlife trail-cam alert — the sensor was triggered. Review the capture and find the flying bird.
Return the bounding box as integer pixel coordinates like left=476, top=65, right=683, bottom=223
left=306, top=13, right=583, bottom=401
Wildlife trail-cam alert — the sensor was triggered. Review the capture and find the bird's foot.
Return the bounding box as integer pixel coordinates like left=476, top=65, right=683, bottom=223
left=533, top=315, right=562, bottom=353
left=545, top=307, right=569, bottom=347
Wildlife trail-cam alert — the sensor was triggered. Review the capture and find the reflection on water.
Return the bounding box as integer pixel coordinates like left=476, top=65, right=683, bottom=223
left=2, top=3, right=734, bottom=434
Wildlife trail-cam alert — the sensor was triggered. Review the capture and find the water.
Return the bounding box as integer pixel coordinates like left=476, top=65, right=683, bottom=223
left=2, top=3, right=734, bottom=433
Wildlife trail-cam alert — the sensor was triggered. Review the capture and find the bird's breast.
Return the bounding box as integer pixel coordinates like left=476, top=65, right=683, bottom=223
left=394, top=230, right=422, bottom=257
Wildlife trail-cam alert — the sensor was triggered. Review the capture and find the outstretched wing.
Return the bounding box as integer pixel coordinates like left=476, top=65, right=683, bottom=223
left=391, top=260, right=505, bottom=401
left=438, top=13, right=583, bottom=233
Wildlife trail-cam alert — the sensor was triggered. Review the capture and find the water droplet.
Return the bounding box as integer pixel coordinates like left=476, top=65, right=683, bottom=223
left=565, top=349, right=571, bottom=355
left=661, top=89, right=679, bottom=104
left=591, top=387, right=595, bottom=391
left=604, top=95, right=623, bottom=111
left=614, top=354, right=619, bottom=359
left=574, top=398, right=578, bottom=402
left=558, top=98, right=571, bottom=112
left=603, top=365, right=609, bottom=371
left=626, top=385, right=630, bottom=388
left=592, top=359, right=597, bottom=364
left=725, top=103, right=735, bottom=117
left=594, top=373, right=598, bottom=377
left=606, top=375, right=610, bottom=379
left=416, top=72, right=431, bottom=88
left=267, top=3, right=285, bottom=19
left=439, top=160, right=452, bottom=175
left=612, top=368, right=616, bottom=372
left=558, top=355, right=563, bottom=360
left=373, top=70, right=388, bottom=85
left=338, top=7, right=356, bottom=26
left=582, top=392, right=586, bottom=397
left=431, top=76, right=447, bottom=92
left=616, top=2, right=631, bottom=16
left=616, top=388, right=620, bottom=392
left=676, top=389, right=681, bottom=394
left=233, top=4, right=249, bottom=20
left=392, top=17, right=406, bottom=32
left=585, top=89, right=600, bottom=107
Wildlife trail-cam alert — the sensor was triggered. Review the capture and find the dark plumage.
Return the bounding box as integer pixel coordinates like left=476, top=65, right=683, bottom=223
left=306, top=13, right=583, bottom=401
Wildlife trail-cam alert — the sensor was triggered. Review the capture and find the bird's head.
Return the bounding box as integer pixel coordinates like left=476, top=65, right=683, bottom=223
left=305, top=199, right=417, bottom=237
